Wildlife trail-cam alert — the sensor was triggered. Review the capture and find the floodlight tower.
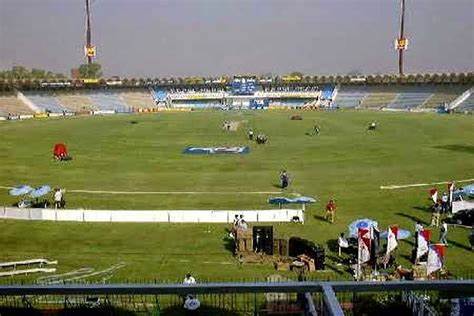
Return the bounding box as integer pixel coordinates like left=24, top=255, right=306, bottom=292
left=84, top=0, right=96, bottom=64
left=396, top=0, right=408, bottom=76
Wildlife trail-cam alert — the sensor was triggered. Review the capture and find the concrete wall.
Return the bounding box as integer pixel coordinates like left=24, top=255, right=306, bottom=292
left=0, top=207, right=304, bottom=224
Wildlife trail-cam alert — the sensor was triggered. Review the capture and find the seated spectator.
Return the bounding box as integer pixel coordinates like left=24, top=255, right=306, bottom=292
left=183, top=273, right=196, bottom=285
left=183, top=295, right=200, bottom=311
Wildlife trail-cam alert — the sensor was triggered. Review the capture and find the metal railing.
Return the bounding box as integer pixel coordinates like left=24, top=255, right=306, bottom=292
left=0, top=280, right=473, bottom=315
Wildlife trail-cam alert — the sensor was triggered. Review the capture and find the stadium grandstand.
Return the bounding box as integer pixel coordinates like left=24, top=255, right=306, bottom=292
left=1, top=79, right=473, bottom=119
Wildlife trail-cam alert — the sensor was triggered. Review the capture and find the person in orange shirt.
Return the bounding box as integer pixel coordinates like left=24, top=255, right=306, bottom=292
left=325, top=199, right=337, bottom=223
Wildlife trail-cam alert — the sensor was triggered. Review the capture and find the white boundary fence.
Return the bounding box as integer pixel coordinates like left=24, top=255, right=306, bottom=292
left=0, top=207, right=304, bottom=224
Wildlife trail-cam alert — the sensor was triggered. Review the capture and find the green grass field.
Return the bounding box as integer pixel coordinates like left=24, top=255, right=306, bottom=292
left=0, top=110, right=473, bottom=282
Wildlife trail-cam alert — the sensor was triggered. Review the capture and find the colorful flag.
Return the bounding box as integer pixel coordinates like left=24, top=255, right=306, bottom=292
left=416, top=229, right=431, bottom=260
left=358, top=228, right=371, bottom=264
left=429, top=188, right=438, bottom=204
left=427, top=244, right=446, bottom=275
left=386, top=226, right=399, bottom=254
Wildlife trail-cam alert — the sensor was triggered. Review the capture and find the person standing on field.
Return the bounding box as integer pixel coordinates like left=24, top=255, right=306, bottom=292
left=439, top=221, right=448, bottom=245
left=54, top=188, right=64, bottom=209
left=325, top=199, right=337, bottom=223
left=430, top=202, right=441, bottom=227
left=441, top=192, right=449, bottom=214
left=280, top=170, right=289, bottom=189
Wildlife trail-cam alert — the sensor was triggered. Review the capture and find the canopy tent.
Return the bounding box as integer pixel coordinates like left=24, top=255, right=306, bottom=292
left=348, top=218, right=378, bottom=238
left=53, top=143, right=70, bottom=160
left=9, top=185, right=33, bottom=196
left=380, top=228, right=411, bottom=240
left=30, top=185, right=51, bottom=199
left=453, top=184, right=474, bottom=200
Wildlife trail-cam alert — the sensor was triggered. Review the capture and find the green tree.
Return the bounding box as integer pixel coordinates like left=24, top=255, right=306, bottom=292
left=78, top=63, right=102, bottom=79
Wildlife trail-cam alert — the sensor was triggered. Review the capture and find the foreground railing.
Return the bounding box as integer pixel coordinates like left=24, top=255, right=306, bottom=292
left=0, top=280, right=473, bottom=315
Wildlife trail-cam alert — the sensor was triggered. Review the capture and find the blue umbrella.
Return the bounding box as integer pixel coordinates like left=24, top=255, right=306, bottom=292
left=348, top=218, right=378, bottom=237
left=30, top=185, right=51, bottom=198
left=380, top=229, right=411, bottom=240
left=453, top=184, right=474, bottom=199
left=9, top=185, right=33, bottom=196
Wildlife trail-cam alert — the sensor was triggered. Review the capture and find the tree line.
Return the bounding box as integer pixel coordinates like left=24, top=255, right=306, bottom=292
left=0, top=64, right=472, bottom=92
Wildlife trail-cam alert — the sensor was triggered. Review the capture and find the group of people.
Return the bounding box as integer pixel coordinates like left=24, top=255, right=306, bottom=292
left=415, top=220, right=448, bottom=248
left=429, top=183, right=455, bottom=228
left=233, top=214, right=248, bottom=230
left=182, top=273, right=200, bottom=311
left=247, top=129, right=267, bottom=144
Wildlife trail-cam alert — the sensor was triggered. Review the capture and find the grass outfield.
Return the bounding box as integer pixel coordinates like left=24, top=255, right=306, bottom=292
left=0, top=110, right=473, bottom=282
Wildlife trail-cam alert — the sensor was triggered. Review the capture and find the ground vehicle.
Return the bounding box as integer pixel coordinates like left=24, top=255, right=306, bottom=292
left=452, top=195, right=474, bottom=214
left=446, top=209, right=474, bottom=227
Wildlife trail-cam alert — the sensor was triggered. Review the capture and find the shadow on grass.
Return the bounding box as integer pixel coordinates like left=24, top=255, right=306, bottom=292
left=433, top=144, right=474, bottom=154
left=401, top=238, right=415, bottom=247
left=395, top=212, right=428, bottom=226
left=324, top=262, right=345, bottom=276
left=314, top=214, right=328, bottom=223
left=413, top=206, right=432, bottom=213
left=326, top=239, right=339, bottom=252
left=446, top=239, right=472, bottom=251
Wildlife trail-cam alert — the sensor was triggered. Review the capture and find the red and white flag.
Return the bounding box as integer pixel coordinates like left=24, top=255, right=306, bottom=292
left=429, top=188, right=438, bottom=204
left=358, top=228, right=371, bottom=264
left=427, top=244, right=446, bottom=275
left=386, top=225, right=398, bottom=255
left=416, top=229, right=431, bottom=260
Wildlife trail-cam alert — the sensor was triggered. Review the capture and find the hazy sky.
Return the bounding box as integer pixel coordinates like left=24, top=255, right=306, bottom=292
left=0, top=0, right=473, bottom=77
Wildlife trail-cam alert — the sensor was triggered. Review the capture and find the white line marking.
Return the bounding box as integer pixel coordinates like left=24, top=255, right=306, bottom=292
left=0, top=186, right=282, bottom=195
left=68, top=190, right=281, bottom=195
left=380, top=178, right=474, bottom=190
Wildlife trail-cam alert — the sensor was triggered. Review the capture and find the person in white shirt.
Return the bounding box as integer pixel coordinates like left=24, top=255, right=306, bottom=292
left=414, top=221, right=423, bottom=248
left=337, top=233, right=349, bottom=257
left=415, top=221, right=423, bottom=233
left=54, top=188, right=63, bottom=209
left=183, top=273, right=196, bottom=285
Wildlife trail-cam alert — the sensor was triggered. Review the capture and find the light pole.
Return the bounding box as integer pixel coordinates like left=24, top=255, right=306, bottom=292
left=396, top=0, right=408, bottom=76
left=85, top=0, right=95, bottom=64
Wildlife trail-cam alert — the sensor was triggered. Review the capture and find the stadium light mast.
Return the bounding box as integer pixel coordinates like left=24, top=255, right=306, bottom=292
left=396, top=0, right=408, bottom=76
left=84, top=0, right=96, bottom=64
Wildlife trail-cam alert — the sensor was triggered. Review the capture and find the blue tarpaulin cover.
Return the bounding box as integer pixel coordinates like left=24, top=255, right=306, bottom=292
left=183, top=146, right=250, bottom=155
left=268, top=196, right=316, bottom=205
